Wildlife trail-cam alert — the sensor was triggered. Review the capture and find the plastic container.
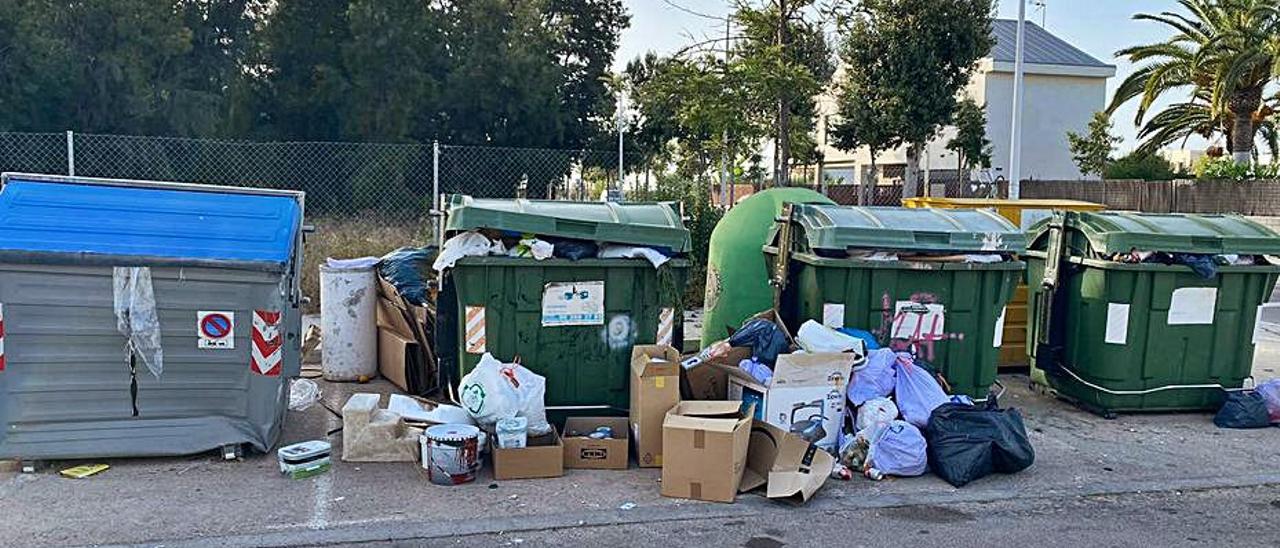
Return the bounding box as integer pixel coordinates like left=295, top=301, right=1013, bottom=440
left=277, top=440, right=331, bottom=479
left=1027, top=211, right=1280, bottom=414
left=320, top=263, right=378, bottom=381
left=767, top=204, right=1026, bottom=399
left=421, top=424, right=481, bottom=485
left=496, top=417, right=528, bottom=449
left=902, top=197, right=1105, bottom=367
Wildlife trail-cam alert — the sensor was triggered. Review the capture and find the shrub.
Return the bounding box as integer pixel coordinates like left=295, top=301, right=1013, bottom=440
left=1195, top=158, right=1280, bottom=181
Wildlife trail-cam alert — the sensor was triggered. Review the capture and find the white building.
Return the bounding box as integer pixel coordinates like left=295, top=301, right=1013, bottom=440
left=1158, top=148, right=1208, bottom=174
left=811, top=20, right=1116, bottom=191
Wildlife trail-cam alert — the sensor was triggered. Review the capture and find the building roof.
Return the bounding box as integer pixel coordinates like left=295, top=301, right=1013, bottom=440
left=990, top=19, right=1112, bottom=68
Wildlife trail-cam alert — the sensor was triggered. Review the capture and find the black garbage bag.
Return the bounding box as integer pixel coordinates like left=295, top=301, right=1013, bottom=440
left=728, top=318, right=790, bottom=367
left=377, top=247, right=437, bottom=305
left=1213, top=391, right=1272, bottom=429
left=548, top=238, right=598, bottom=261
left=924, top=400, right=1035, bottom=487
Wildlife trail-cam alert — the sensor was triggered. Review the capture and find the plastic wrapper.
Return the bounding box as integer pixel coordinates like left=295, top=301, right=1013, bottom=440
left=727, top=318, right=790, bottom=366
left=113, top=267, right=164, bottom=379
left=855, top=397, right=899, bottom=432
left=377, top=247, right=437, bottom=305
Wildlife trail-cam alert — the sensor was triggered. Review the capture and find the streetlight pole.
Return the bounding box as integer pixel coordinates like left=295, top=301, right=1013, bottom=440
left=1008, top=0, right=1027, bottom=199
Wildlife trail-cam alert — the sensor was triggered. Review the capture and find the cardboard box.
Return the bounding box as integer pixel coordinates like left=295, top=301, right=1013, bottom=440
left=630, top=345, right=681, bottom=467
left=378, top=328, right=426, bottom=394
left=660, top=401, right=754, bottom=503
left=491, top=429, right=564, bottom=480
left=562, top=417, right=630, bottom=470
left=682, top=309, right=792, bottom=401
left=376, top=277, right=428, bottom=339
left=739, top=420, right=834, bottom=503
left=726, top=352, right=856, bottom=452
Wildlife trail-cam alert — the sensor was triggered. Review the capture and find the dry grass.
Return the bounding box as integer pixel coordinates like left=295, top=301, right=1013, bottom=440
left=302, top=215, right=429, bottom=312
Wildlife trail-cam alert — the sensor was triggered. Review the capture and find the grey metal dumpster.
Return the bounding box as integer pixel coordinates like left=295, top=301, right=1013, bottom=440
left=0, top=173, right=305, bottom=459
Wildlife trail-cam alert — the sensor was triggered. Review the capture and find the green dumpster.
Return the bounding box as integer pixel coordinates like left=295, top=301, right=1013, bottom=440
left=767, top=204, right=1025, bottom=398
left=1027, top=211, right=1280, bottom=415
left=440, top=195, right=690, bottom=412
left=701, top=187, right=834, bottom=347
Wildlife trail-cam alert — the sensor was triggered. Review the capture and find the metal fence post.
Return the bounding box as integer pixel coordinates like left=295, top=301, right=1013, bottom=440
left=65, top=130, right=75, bottom=176
left=433, top=140, right=441, bottom=246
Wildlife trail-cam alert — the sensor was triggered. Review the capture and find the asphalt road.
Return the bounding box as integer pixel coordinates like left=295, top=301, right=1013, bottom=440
left=395, top=486, right=1280, bottom=548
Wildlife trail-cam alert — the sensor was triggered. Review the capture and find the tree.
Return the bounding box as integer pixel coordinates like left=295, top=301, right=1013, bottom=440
left=1067, top=111, right=1121, bottom=177
left=1104, top=151, right=1177, bottom=180
left=830, top=0, right=993, bottom=198
left=1108, top=0, right=1280, bottom=165
left=947, top=98, right=992, bottom=179
left=829, top=47, right=897, bottom=205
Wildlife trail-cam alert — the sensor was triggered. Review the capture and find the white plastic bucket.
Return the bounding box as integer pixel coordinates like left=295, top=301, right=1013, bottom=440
left=319, top=263, right=377, bottom=381
left=422, top=424, right=481, bottom=485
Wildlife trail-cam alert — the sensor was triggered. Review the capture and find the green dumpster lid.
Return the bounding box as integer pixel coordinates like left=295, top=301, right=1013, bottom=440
left=444, top=194, right=691, bottom=253
left=788, top=204, right=1025, bottom=253
left=1041, top=211, right=1280, bottom=255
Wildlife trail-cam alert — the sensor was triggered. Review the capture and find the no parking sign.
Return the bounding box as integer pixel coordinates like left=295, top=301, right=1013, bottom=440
left=197, top=311, right=235, bottom=349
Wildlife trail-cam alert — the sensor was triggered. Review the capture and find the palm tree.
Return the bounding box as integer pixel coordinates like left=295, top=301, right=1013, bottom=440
left=1130, top=88, right=1278, bottom=157
left=1107, top=0, right=1280, bottom=164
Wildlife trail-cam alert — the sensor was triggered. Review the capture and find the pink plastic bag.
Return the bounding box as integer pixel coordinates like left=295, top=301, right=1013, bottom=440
left=1257, top=379, right=1280, bottom=423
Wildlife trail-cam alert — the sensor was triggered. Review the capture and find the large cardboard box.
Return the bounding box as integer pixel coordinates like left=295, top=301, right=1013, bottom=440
left=562, top=417, right=630, bottom=470
left=630, top=345, right=681, bottom=467
left=739, top=420, right=834, bottom=503
left=726, top=352, right=856, bottom=452
left=378, top=328, right=427, bottom=394
left=491, top=429, right=564, bottom=480
left=660, top=401, right=754, bottom=503
left=376, top=276, right=428, bottom=338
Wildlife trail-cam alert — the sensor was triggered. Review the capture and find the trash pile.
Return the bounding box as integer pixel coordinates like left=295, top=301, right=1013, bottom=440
left=1106, top=249, right=1265, bottom=279
left=434, top=230, right=676, bottom=271
left=1214, top=379, right=1280, bottom=429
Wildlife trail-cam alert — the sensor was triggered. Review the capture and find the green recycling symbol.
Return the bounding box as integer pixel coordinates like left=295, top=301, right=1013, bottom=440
left=461, top=383, right=486, bottom=414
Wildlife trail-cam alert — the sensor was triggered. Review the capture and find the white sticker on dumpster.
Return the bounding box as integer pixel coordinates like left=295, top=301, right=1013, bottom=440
left=891, top=301, right=945, bottom=341
left=1168, top=287, right=1216, bottom=325
left=993, top=306, right=1007, bottom=348
left=197, top=311, right=235, bottom=349
left=822, top=303, right=845, bottom=328
left=1105, top=303, right=1130, bottom=344
left=542, top=281, right=605, bottom=327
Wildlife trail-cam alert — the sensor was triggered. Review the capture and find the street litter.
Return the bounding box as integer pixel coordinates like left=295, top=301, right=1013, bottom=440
left=855, top=397, right=898, bottom=432
left=386, top=394, right=473, bottom=425
left=924, top=398, right=1035, bottom=487
left=1256, top=379, right=1280, bottom=423
left=289, top=378, right=321, bottom=411
left=59, top=464, right=110, bottom=479
left=496, top=417, right=528, bottom=449
left=422, top=424, right=481, bottom=485
left=727, top=317, right=791, bottom=366
left=458, top=353, right=551, bottom=436
left=860, top=420, right=928, bottom=480
left=563, top=417, right=629, bottom=469
left=1213, top=391, right=1273, bottom=429
left=342, top=393, right=422, bottom=462
left=278, top=440, right=331, bottom=480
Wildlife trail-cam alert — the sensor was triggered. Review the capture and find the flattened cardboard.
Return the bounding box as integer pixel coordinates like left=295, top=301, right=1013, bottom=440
left=741, top=420, right=833, bottom=503
left=660, top=401, right=755, bottom=503
left=725, top=352, right=856, bottom=451
left=491, top=429, right=564, bottom=480
left=378, top=328, right=415, bottom=393
left=630, top=345, right=681, bottom=468
left=563, top=417, right=630, bottom=469
left=376, top=277, right=428, bottom=338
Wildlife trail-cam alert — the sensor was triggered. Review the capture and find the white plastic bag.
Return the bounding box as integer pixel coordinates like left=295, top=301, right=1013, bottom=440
left=598, top=244, right=670, bottom=268
left=856, top=397, right=899, bottom=432
left=113, top=267, right=164, bottom=379
left=847, top=348, right=898, bottom=405
left=864, top=420, right=928, bottom=478
left=458, top=353, right=551, bottom=436
left=433, top=231, right=494, bottom=271
left=289, top=378, right=321, bottom=411
left=894, top=357, right=950, bottom=428
left=796, top=320, right=864, bottom=354
left=508, top=237, right=554, bottom=260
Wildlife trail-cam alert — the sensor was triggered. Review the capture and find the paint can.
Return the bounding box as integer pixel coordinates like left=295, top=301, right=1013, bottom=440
left=422, top=424, right=480, bottom=486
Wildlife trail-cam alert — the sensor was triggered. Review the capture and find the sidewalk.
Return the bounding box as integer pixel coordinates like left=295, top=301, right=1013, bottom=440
left=2, top=350, right=1279, bottom=547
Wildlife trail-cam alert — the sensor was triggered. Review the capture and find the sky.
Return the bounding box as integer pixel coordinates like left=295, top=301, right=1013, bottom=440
left=616, top=0, right=1198, bottom=153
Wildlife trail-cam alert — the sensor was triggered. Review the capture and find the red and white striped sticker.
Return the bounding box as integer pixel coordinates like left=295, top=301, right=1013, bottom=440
left=657, top=307, right=674, bottom=347
left=465, top=306, right=486, bottom=354
left=251, top=310, right=282, bottom=377
left=0, top=303, right=6, bottom=372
